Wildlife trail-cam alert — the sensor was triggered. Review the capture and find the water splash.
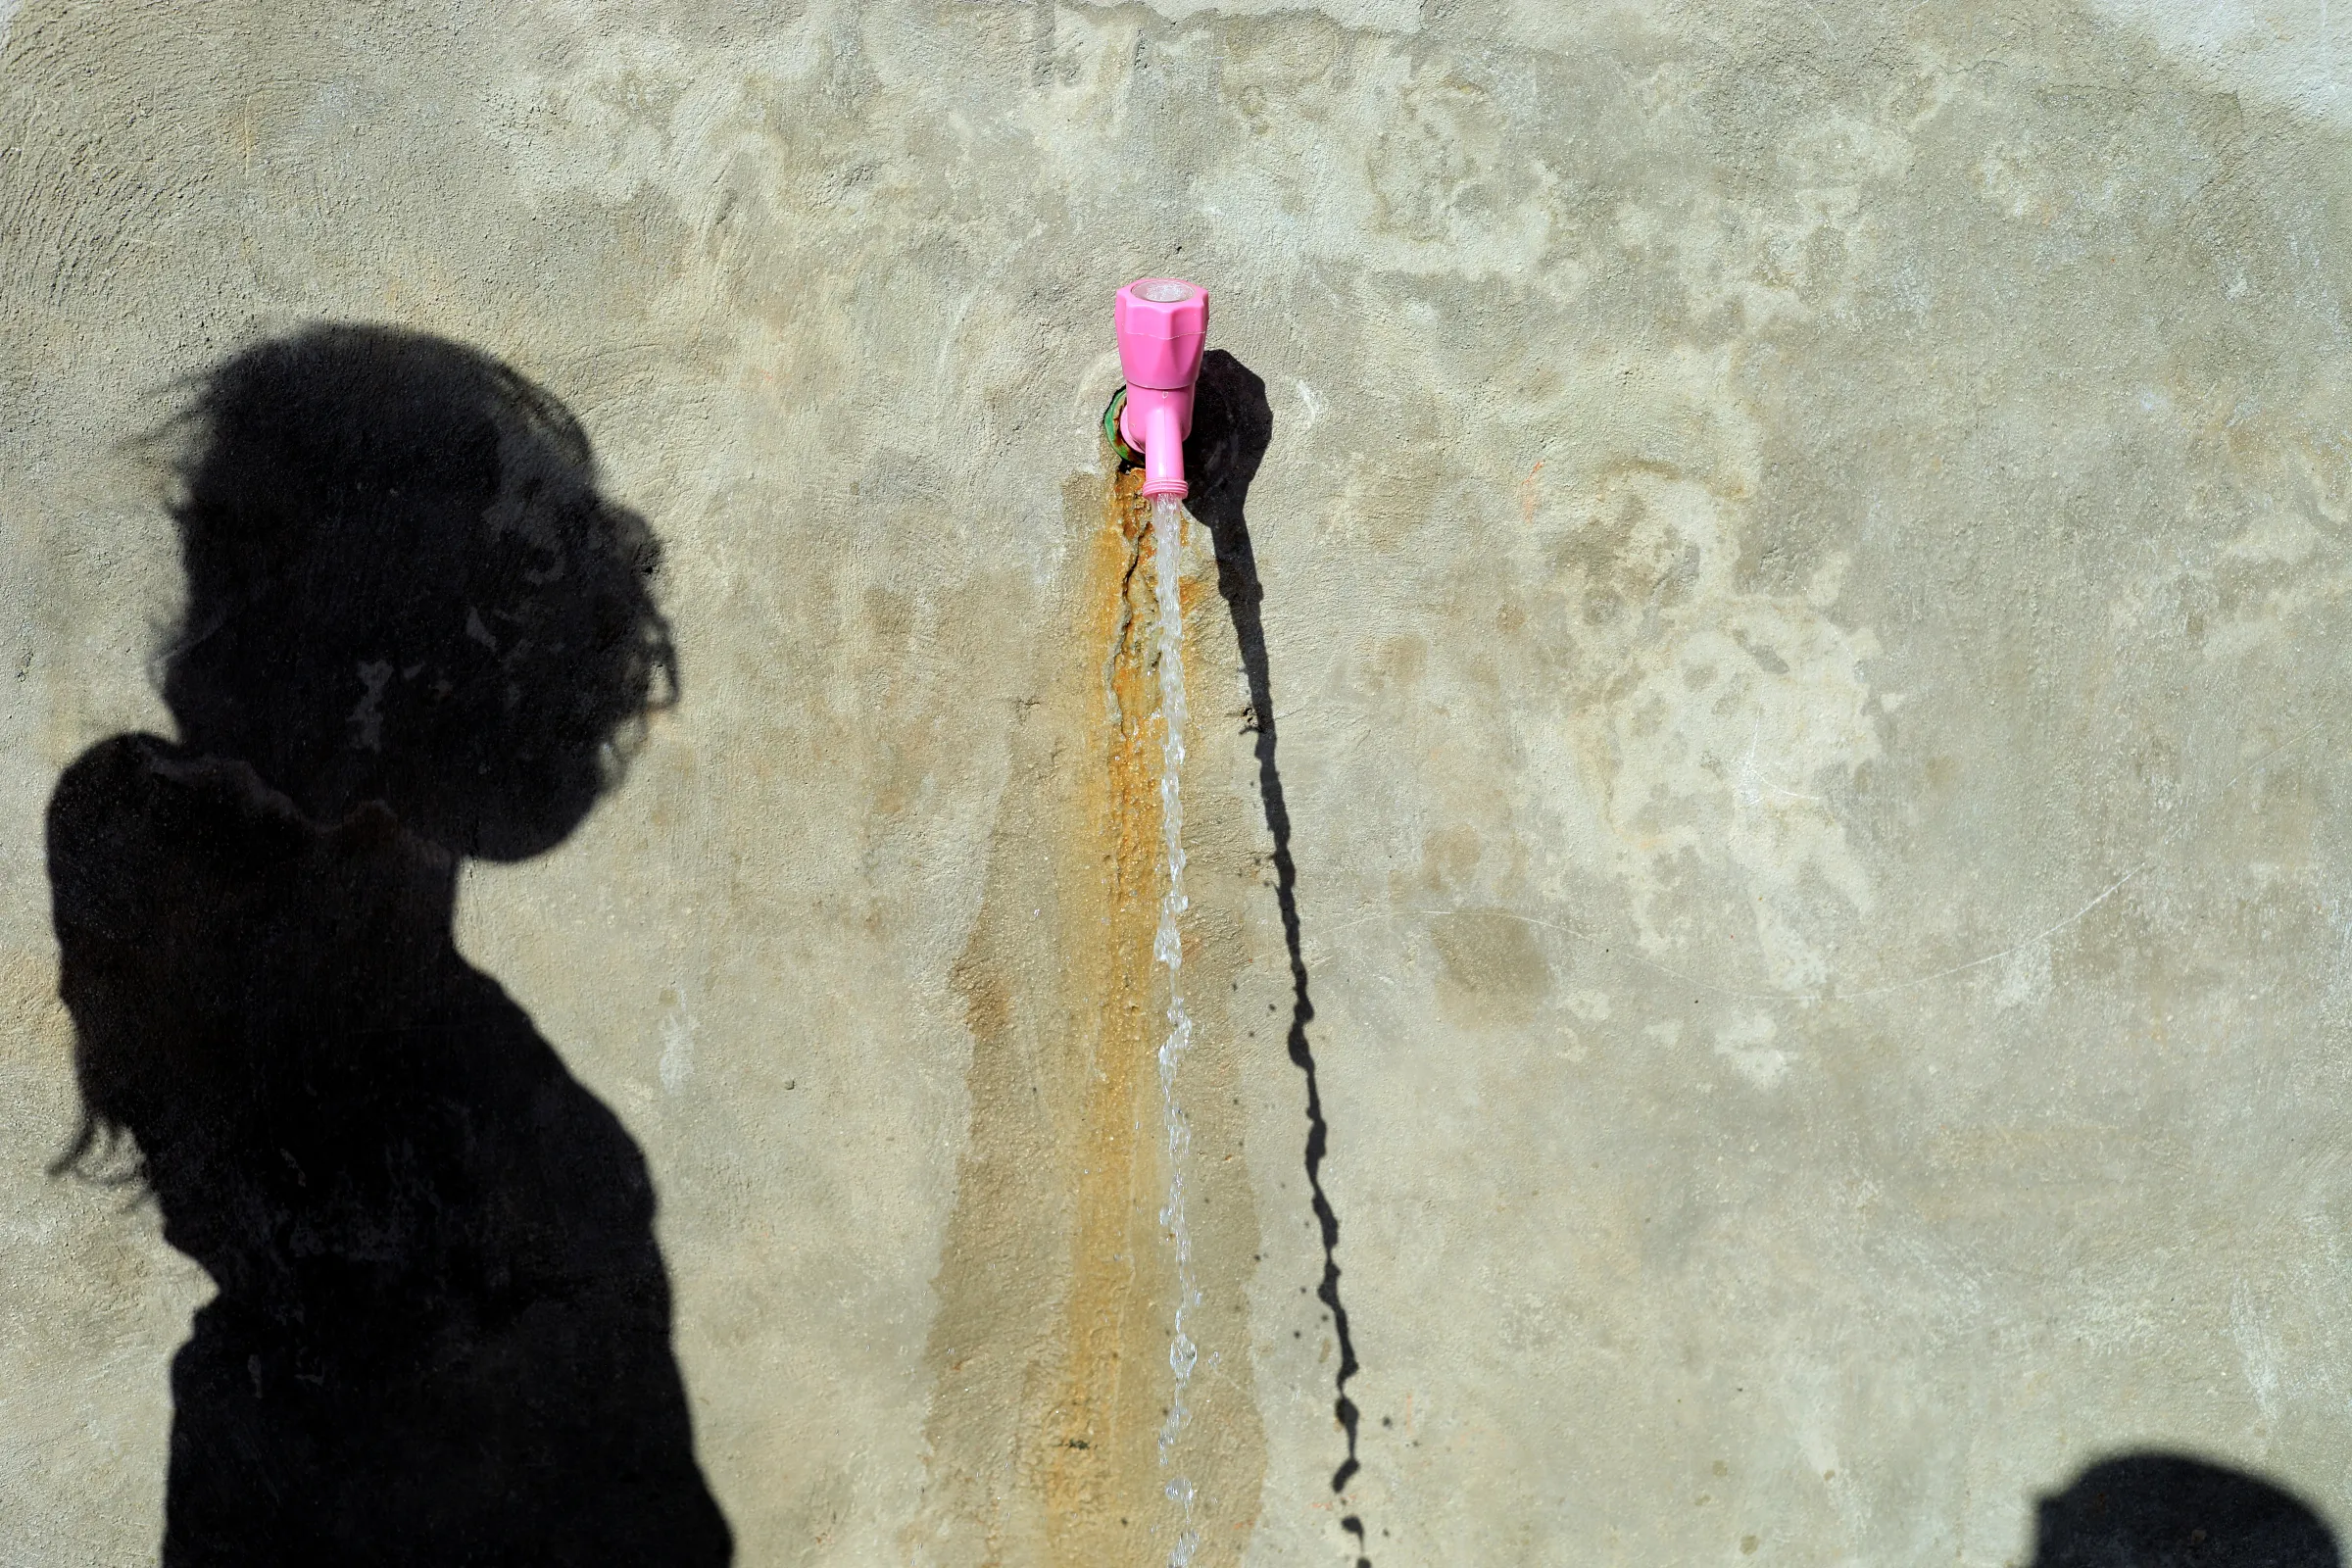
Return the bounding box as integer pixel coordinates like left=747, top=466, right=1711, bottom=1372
left=1149, top=493, right=1201, bottom=1568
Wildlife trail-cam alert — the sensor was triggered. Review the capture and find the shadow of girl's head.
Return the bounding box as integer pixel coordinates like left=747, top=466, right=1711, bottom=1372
left=2032, top=1452, right=2338, bottom=1567
left=160, top=324, right=675, bottom=861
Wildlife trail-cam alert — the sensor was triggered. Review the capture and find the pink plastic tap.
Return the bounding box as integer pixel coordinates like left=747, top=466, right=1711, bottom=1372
left=1115, top=277, right=1209, bottom=500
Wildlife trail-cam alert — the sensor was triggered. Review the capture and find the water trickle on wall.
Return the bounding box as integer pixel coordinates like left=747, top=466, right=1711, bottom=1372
left=1148, top=493, right=1201, bottom=1568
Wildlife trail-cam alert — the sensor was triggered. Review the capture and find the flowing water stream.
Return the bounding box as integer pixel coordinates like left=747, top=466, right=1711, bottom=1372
left=1148, top=493, right=1201, bottom=1568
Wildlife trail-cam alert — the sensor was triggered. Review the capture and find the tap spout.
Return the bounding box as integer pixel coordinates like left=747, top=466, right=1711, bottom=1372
left=1122, top=387, right=1191, bottom=500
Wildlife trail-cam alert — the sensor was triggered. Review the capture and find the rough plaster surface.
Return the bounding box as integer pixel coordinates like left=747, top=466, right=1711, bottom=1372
left=8, top=0, right=2352, bottom=1563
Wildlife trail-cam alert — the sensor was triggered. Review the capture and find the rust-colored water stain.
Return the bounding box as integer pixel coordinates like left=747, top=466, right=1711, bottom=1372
left=907, top=464, right=1263, bottom=1566
left=1036, top=472, right=1173, bottom=1564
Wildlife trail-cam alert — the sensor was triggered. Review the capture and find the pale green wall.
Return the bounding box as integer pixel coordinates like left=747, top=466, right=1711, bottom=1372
left=7, top=1, right=2352, bottom=1563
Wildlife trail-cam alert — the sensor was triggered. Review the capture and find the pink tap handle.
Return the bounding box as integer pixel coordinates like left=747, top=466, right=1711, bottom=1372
left=1115, top=278, right=1208, bottom=500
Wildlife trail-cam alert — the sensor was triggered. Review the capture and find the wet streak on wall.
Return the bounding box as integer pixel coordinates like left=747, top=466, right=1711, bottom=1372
left=909, top=465, right=1265, bottom=1565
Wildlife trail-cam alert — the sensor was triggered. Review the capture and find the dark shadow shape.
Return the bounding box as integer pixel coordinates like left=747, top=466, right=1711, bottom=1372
left=1185, top=349, right=1372, bottom=1568
left=47, top=325, right=732, bottom=1567
left=2029, top=1452, right=2337, bottom=1568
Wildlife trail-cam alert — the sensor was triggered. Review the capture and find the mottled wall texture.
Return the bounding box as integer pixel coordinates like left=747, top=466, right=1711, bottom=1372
left=9, top=0, right=2352, bottom=1563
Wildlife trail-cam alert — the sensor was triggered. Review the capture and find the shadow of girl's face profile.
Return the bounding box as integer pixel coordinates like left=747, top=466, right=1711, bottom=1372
left=158, top=324, right=674, bottom=860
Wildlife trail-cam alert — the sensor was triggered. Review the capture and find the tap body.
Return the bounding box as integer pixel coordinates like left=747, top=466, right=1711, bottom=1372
left=1114, top=279, right=1209, bottom=500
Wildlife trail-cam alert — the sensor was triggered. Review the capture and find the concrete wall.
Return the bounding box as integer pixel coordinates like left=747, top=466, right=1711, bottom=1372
left=8, top=0, right=2352, bottom=1562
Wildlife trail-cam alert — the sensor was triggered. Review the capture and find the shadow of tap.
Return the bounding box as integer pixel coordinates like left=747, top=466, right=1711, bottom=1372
left=1184, top=348, right=1372, bottom=1567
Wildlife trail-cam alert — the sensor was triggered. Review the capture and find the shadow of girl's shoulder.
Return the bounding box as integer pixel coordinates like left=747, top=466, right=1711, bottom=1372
left=48, top=733, right=316, bottom=929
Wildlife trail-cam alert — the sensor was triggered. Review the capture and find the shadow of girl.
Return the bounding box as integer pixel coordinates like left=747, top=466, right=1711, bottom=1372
left=46, top=326, right=731, bottom=1566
